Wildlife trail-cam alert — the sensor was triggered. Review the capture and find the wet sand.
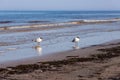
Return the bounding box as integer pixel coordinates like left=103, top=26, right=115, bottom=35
left=0, top=41, right=120, bottom=80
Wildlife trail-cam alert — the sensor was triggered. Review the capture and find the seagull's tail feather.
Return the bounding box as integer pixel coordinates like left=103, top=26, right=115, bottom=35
left=72, top=39, right=75, bottom=42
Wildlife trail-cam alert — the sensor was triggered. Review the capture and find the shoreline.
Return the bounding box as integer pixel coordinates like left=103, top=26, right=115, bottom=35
left=0, top=39, right=120, bottom=80
left=0, top=39, right=120, bottom=68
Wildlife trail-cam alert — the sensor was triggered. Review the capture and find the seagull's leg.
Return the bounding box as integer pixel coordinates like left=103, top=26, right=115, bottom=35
left=37, top=42, right=40, bottom=45
left=75, top=42, right=77, bottom=47
left=77, top=42, right=79, bottom=47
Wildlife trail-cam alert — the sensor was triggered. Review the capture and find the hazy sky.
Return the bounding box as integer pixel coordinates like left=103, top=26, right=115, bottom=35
left=0, top=0, right=120, bottom=10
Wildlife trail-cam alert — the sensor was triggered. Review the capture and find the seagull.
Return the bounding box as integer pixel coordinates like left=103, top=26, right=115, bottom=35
left=33, top=37, right=43, bottom=45
left=72, top=36, right=80, bottom=48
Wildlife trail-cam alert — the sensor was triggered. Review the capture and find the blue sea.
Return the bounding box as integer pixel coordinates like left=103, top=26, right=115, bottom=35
left=0, top=11, right=120, bottom=27
left=0, top=11, right=120, bottom=64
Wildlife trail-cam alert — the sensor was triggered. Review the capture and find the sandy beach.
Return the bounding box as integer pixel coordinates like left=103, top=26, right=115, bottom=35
left=0, top=40, right=120, bottom=80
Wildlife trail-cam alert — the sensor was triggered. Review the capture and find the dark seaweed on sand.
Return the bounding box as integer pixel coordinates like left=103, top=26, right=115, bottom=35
left=0, top=46, right=119, bottom=75
left=92, top=46, right=120, bottom=60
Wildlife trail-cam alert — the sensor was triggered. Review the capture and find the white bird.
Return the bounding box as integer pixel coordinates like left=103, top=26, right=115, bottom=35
left=33, top=37, right=43, bottom=45
left=72, top=36, right=80, bottom=48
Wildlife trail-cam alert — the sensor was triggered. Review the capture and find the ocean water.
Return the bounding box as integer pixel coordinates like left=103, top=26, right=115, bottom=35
left=0, top=11, right=120, bottom=27
left=0, top=11, right=120, bottom=63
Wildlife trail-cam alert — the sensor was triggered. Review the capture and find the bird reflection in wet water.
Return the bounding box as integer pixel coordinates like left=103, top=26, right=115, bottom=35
left=34, top=45, right=42, bottom=56
left=72, top=46, right=80, bottom=50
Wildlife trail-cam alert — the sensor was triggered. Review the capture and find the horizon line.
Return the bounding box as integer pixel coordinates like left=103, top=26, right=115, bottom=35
left=0, top=10, right=120, bottom=11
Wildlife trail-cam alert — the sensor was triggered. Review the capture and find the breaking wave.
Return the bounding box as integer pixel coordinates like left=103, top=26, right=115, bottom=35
left=0, top=18, right=120, bottom=30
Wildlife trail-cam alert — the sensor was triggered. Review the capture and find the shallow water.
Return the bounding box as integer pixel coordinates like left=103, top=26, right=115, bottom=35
left=0, top=22, right=120, bottom=62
